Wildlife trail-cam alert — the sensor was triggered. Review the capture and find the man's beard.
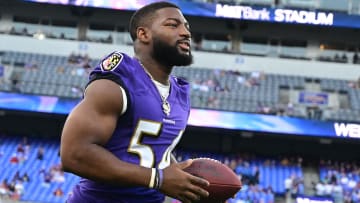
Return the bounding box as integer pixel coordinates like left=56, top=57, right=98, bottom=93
left=152, top=37, right=193, bottom=68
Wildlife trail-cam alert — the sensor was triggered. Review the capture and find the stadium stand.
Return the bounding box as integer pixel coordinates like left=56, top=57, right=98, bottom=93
left=0, top=135, right=80, bottom=203
left=174, top=150, right=304, bottom=196
left=317, top=160, right=360, bottom=203
left=1, top=49, right=360, bottom=122
left=0, top=134, right=305, bottom=203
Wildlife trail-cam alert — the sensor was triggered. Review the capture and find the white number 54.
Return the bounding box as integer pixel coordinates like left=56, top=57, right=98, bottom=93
left=127, top=120, right=183, bottom=169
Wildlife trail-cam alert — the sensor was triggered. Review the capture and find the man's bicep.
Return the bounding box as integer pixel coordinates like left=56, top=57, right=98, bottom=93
left=61, top=102, right=116, bottom=147
left=62, top=79, right=123, bottom=146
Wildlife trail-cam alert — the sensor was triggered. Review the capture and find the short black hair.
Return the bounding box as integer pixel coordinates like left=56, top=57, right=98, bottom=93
left=129, top=2, right=179, bottom=41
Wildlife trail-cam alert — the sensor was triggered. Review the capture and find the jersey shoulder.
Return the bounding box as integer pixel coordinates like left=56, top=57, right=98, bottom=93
left=86, top=52, right=138, bottom=92
left=94, top=51, right=135, bottom=73
left=171, top=76, right=191, bottom=111
left=100, top=52, right=124, bottom=71
left=172, top=75, right=190, bottom=92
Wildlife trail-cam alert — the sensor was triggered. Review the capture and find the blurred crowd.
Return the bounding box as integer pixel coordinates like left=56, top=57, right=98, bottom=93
left=0, top=136, right=66, bottom=201
left=4, top=135, right=360, bottom=203
left=314, top=160, right=360, bottom=203
left=189, top=69, right=298, bottom=117
left=0, top=171, right=28, bottom=200
left=174, top=151, right=306, bottom=203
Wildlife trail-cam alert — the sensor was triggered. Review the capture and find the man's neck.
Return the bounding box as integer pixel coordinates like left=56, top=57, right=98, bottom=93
left=136, top=55, right=172, bottom=85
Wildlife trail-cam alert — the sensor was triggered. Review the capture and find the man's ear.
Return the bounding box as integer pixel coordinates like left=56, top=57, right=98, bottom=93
left=136, top=27, right=151, bottom=44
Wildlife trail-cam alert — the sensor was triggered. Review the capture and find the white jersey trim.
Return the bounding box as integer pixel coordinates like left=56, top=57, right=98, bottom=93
left=120, top=86, right=127, bottom=116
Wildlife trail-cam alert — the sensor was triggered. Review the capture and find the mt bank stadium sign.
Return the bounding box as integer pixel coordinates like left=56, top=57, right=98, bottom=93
left=215, top=4, right=333, bottom=26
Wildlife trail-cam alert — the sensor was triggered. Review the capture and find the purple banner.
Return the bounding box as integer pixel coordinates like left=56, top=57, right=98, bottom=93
left=299, top=91, right=329, bottom=105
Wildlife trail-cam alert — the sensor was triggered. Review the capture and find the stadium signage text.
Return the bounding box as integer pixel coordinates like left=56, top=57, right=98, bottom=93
left=215, top=4, right=334, bottom=26
left=334, top=122, right=360, bottom=138
left=296, top=197, right=333, bottom=203
left=274, top=9, right=333, bottom=25
left=215, top=4, right=270, bottom=20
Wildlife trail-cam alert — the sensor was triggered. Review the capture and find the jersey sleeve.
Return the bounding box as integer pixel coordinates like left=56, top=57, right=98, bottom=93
left=85, top=51, right=132, bottom=115
left=87, top=51, right=127, bottom=87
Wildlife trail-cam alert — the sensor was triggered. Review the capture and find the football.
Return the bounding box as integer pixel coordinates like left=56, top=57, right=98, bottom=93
left=183, top=158, right=242, bottom=202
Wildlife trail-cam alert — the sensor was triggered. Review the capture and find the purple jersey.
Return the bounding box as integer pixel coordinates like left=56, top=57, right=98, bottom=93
left=67, top=52, right=191, bottom=203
